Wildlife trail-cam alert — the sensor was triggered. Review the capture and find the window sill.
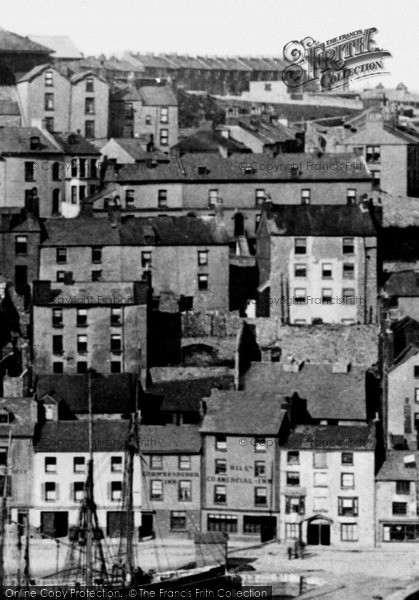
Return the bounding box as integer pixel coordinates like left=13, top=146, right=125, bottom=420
left=52, top=324, right=64, bottom=329
left=111, top=349, right=123, bottom=355
left=77, top=351, right=88, bottom=356
left=76, top=324, right=88, bottom=328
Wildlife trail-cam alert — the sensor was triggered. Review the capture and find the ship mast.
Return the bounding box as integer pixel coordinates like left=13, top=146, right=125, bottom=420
left=125, top=375, right=140, bottom=582
left=0, top=430, right=11, bottom=588
left=86, top=369, right=94, bottom=586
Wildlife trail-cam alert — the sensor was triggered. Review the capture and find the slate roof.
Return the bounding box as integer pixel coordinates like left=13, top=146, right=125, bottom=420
left=52, top=132, right=100, bottom=156
left=148, top=375, right=234, bottom=412
left=173, top=129, right=250, bottom=154
left=139, top=86, right=178, bottom=106
left=0, top=127, right=62, bottom=155
left=0, top=28, right=52, bottom=54
left=0, top=397, right=36, bottom=437
left=124, top=216, right=227, bottom=245
left=238, top=56, right=285, bottom=71
left=105, top=57, right=141, bottom=73
left=105, top=161, right=182, bottom=183
left=107, top=138, right=169, bottom=162
left=132, top=54, right=172, bottom=70
left=383, top=271, right=419, bottom=297
left=70, top=70, right=107, bottom=84
left=283, top=424, right=375, bottom=450
left=35, top=373, right=137, bottom=414
left=215, top=56, right=250, bottom=72
left=267, top=204, right=381, bottom=237
left=110, top=86, right=142, bottom=102
left=200, top=390, right=287, bottom=435
left=42, top=217, right=122, bottom=246
left=34, top=420, right=131, bottom=452
left=42, top=216, right=226, bottom=246
left=376, top=451, right=419, bottom=481
left=34, top=281, right=146, bottom=306
left=180, top=152, right=371, bottom=182
left=243, top=362, right=367, bottom=421
left=197, top=56, right=225, bottom=70
left=17, top=64, right=55, bottom=83
left=106, top=151, right=372, bottom=183
left=28, top=36, right=82, bottom=59
left=388, top=344, right=419, bottom=371
left=139, top=424, right=201, bottom=453
left=236, top=119, right=298, bottom=144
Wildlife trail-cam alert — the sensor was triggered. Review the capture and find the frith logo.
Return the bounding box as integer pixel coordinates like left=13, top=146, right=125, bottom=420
left=282, top=28, right=392, bottom=91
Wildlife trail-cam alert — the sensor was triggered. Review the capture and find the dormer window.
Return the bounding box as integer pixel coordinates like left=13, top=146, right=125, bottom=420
left=67, top=134, right=77, bottom=146
left=198, top=166, right=209, bottom=175
left=45, top=405, right=55, bottom=421
left=243, top=165, right=256, bottom=174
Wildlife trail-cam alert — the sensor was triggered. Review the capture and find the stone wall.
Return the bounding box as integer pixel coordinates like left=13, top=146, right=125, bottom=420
left=249, top=319, right=379, bottom=364
left=382, top=194, right=419, bottom=227
left=181, top=312, right=379, bottom=365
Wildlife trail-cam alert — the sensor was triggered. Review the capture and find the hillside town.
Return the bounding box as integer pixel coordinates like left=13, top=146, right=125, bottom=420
left=1, top=16, right=419, bottom=599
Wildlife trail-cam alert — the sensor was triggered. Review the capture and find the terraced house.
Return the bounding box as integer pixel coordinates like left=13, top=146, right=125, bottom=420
left=279, top=424, right=375, bottom=549
left=109, top=85, right=178, bottom=148
left=200, top=390, right=288, bottom=542
left=256, top=203, right=380, bottom=324
left=38, top=214, right=230, bottom=312
left=96, top=152, right=372, bottom=239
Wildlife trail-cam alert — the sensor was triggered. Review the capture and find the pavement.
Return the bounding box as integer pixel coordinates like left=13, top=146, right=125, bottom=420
left=6, top=537, right=419, bottom=598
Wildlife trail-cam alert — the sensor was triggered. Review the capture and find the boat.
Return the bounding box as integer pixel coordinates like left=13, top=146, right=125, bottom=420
left=0, top=369, right=241, bottom=593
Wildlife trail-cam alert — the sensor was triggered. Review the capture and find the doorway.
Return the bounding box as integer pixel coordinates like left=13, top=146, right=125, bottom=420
left=234, top=213, right=244, bottom=236
left=140, top=513, right=154, bottom=538
left=52, top=189, right=61, bottom=215
left=15, top=265, right=27, bottom=294
left=260, top=516, right=277, bottom=542
left=40, top=511, right=68, bottom=538
left=307, top=522, right=330, bottom=546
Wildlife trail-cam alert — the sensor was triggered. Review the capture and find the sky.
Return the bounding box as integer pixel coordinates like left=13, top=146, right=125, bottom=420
left=1, top=0, right=417, bottom=91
